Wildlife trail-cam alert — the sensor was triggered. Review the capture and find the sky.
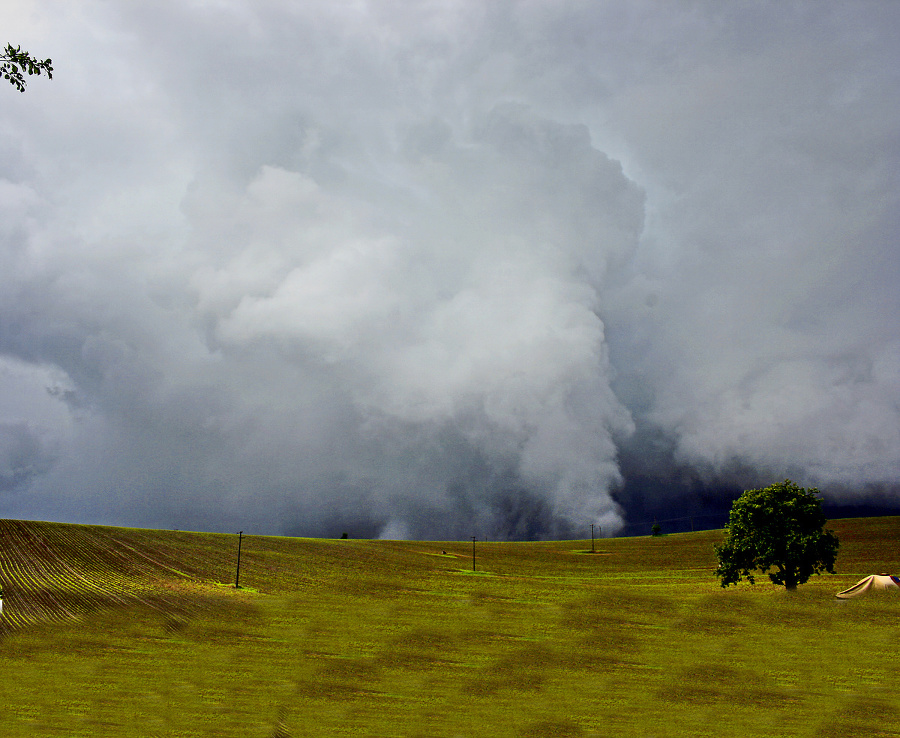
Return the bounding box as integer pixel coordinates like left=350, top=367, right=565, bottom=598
left=1, top=0, right=898, bottom=539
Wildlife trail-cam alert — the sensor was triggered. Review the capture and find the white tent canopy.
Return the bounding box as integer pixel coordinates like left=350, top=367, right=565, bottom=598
left=835, top=575, right=900, bottom=599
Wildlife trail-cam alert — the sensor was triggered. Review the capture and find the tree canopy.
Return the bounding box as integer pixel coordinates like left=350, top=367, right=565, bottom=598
left=2, top=44, right=53, bottom=92
left=715, top=479, right=839, bottom=590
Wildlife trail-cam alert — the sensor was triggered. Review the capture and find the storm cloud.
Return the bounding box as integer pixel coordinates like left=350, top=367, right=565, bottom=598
left=1, top=1, right=898, bottom=538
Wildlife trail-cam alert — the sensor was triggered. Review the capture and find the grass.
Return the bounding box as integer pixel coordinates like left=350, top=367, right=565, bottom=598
left=0, top=517, right=899, bottom=736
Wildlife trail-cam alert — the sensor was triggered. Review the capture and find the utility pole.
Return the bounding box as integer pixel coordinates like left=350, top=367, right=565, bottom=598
left=591, top=523, right=595, bottom=553
left=471, top=536, right=476, bottom=572
left=235, top=531, right=243, bottom=588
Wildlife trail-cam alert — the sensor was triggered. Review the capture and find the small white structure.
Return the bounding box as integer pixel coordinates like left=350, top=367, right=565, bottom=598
left=835, top=575, right=900, bottom=599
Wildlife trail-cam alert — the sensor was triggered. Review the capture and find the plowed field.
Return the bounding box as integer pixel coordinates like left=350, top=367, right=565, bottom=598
left=0, top=519, right=241, bottom=633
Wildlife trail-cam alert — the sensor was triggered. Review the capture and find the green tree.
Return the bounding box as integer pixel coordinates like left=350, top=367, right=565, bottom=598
left=715, top=479, right=839, bottom=590
left=2, top=44, right=53, bottom=92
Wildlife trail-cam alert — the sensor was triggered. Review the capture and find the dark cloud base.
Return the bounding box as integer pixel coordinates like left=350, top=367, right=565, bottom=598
left=612, top=477, right=900, bottom=539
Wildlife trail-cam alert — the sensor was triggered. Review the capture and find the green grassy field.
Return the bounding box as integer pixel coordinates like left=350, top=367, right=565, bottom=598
left=1, top=516, right=899, bottom=737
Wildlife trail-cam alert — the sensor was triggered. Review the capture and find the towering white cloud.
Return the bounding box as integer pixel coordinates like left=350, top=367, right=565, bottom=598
left=1, top=0, right=898, bottom=536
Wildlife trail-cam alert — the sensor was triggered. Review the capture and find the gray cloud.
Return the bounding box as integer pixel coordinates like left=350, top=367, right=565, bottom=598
left=1, top=0, right=898, bottom=537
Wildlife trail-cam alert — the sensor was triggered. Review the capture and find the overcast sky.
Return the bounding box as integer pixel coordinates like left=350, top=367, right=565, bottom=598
left=1, top=1, right=898, bottom=539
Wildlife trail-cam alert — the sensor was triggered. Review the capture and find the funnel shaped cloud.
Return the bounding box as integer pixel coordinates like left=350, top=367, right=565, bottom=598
left=1, top=1, right=899, bottom=536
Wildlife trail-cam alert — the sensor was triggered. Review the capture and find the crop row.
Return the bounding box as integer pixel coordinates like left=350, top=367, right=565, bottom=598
left=0, top=520, right=231, bottom=635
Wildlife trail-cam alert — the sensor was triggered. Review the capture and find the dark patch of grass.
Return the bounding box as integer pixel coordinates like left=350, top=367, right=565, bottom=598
left=520, top=719, right=585, bottom=737
left=816, top=697, right=900, bottom=738
left=657, top=664, right=797, bottom=708
left=465, top=642, right=558, bottom=695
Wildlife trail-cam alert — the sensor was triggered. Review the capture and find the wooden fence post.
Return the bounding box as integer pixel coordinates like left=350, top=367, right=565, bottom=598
left=235, top=531, right=243, bottom=588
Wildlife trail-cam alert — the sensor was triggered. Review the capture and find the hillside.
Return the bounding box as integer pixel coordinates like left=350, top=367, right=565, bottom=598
left=1, top=515, right=895, bottom=633
left=0, top=516, right=898, bottom=737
